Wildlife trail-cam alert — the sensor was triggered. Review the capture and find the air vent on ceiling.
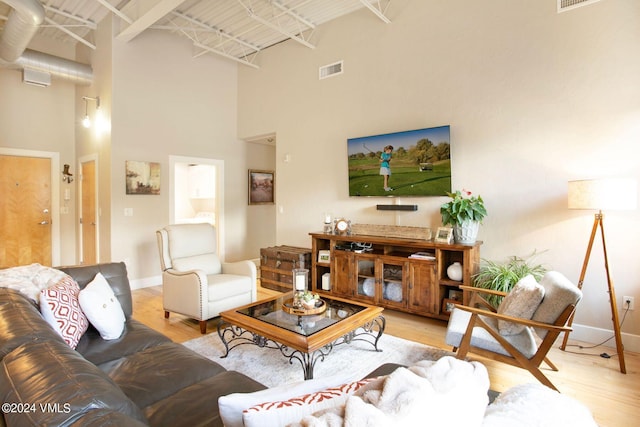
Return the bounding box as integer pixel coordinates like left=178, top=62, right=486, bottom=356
left=319, top=60, right=343, bottom=80
left=557, top=0, right=602, bottom=13
left=22, top=69, right=51, bottom=87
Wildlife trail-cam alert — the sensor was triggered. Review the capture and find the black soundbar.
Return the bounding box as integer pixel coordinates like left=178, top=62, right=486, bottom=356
left=376, top=204, right=418, bottom=211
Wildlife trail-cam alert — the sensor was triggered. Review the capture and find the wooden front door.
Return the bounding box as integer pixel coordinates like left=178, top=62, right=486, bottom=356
left=0, top=155, right=52, bottom=268
left=81, top=160, right=97, bottom=264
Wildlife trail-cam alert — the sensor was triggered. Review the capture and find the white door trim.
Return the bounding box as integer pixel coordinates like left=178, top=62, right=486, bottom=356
left=169, top=155, right=225, bottom=261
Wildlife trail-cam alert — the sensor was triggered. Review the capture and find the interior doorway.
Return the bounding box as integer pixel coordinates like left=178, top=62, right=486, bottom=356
left=169, top=156, right=225, bottom=259
left=0, top=148, right=60, bottom=267
left=79, top=155, right=99, bottom=264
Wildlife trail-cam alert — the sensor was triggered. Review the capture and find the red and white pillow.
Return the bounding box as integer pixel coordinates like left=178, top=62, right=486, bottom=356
left=242, top=378, right=374, bottom=427
left=39, top=275, right=89, bottom=349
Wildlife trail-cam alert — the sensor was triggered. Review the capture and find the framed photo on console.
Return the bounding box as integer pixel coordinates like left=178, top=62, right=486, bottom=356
left=435, top=227, right=453, bottom=244
left=448, top=289, right=463, bottom=301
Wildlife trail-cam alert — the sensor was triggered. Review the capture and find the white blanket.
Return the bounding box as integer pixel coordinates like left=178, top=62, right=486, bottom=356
left=0, top=263, right=68, bottom=302
left=289, top=356, right=490, bottom=427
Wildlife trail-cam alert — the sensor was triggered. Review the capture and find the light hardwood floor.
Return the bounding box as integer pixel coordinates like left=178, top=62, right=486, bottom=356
left=132, top=285, right=639, bottom=427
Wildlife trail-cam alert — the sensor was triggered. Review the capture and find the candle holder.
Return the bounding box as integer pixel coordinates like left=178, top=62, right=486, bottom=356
left=323, top=212, right=333, bottom=234
left=292, top=268, right=308, bottom=292
left=292, top=268, right=308, bottom=308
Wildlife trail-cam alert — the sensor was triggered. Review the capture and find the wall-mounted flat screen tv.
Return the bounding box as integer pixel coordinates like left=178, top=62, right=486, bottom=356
left=348, top=125, right=451, bottom=197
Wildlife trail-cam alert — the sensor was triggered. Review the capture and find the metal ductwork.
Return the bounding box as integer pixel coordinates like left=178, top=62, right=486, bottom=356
left=0, top=0, right=93, bottom=85
left=0, top=0, right=43, bottom=63
left=16, top=49, right=93, bottom=85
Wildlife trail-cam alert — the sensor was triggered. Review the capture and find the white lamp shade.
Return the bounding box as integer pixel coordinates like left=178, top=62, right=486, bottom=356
left=568, top=178, right=638, bottom=211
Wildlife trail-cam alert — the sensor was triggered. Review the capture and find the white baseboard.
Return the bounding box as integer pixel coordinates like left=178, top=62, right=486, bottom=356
left=568, top=323, right=640, bottom=353
left=130, top=274, right=161, bottom=290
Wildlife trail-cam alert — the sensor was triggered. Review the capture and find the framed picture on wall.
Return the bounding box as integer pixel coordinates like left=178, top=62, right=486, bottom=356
left=125, top=160, right=160, bottom=195
left=248, top=169, right=275, bottom=205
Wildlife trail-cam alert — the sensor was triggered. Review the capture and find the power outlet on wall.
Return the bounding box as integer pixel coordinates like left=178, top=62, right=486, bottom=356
left=622, top=296, right=635, bottom=311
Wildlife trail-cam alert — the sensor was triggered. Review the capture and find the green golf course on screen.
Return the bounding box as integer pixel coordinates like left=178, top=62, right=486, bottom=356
left=347, top=125, right=451, bottom=197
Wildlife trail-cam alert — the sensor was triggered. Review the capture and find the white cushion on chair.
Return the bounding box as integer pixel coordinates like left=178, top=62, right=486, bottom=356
left=207, top=274, right=253, bottom=300
left=166, top=224, right=222, bottom=275
left=173, top=254, right=221, bottom=275
left=532, top=271, right=582, bottom=338
left=497, top=275, right=545, bottom=336
left=445, top=308, right=538, bottom=359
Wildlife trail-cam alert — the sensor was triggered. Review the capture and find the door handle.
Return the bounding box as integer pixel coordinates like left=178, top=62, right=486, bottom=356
left=39, top=220, right=49, bottom=225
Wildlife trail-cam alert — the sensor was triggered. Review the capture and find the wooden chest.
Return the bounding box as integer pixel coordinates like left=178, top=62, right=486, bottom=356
left=260, top=245, right=312, bottom=293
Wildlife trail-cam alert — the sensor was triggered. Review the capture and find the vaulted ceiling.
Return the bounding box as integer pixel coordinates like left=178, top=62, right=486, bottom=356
left=0, top=0, right=393, bottom=69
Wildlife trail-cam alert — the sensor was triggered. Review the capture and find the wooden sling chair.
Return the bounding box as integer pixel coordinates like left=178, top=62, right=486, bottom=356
left=445, top=271, right=582, bottom=391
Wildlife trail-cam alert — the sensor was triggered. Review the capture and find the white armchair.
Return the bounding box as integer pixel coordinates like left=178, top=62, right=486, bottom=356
left=156, top=223, right=257, bottom=334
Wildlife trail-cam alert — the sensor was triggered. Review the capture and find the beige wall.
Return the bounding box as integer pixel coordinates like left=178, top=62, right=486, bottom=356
left=0, top=39, right=77, bottom=266
left=238, top=0, right=640, bottom=349
left=1, top=14, right=275, bottom=281
left=108, top=28, right=258, bottom=281
left=76, top=13, right=114, bottom=265
left=246, top=142, right=277, bottom=258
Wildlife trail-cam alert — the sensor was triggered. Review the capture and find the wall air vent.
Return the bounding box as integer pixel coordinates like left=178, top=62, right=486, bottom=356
left=558, top=0, right=602, bottom=13
left=319, top=60, right=343, bottom=80
left=23, top=69, right=51, bottom=87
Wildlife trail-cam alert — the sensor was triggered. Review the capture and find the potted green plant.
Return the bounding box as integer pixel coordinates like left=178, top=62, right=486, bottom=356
left=440, top=189, right=487, bottom=244
left=473, top=252, right=547, bottom=308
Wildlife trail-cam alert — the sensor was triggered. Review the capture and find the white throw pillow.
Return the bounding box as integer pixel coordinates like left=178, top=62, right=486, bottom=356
left=78, top=272, right=125, bottom=340
left=497, top=275, right=545, bottom=336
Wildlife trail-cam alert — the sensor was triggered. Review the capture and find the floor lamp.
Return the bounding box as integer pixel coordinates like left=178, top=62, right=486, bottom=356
left=561, top=178, right=637, bottom=374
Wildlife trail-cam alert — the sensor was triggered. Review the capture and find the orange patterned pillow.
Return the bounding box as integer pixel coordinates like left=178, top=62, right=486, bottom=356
left=242, top=378, right=373, bottom=427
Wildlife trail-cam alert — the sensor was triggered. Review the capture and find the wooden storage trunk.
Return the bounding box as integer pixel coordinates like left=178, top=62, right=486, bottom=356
left=260, top=245, right=312, bottom=293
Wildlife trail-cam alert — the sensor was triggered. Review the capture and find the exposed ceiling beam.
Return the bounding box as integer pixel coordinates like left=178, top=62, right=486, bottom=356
left=238, top=0, right=316, bottom=50
left=43, top=5, right=97, bottom=30
left=194, top=42, right=259, bottom=69
left=169, top=10, right=261, bottom=53
left=155, top=13, right=259, bottom=68
left=359, top=0, right=392, bottom=24
left=272, top=0, right=316, bottom=29
left=117, top=0, right=187, bottom=43
left=246, top=12, right=315, bottom=50
left=44, top=16, right=96, bottom=49
left=95, top=0, right=132, bottom=25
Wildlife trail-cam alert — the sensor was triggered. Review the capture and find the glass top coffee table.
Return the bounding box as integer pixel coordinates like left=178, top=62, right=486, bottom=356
left=217, top=292, right=385, bottom=380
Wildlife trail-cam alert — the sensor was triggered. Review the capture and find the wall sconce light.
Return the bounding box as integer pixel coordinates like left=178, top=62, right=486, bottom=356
left=62, top=164, right=74, bottom=183
left=81, top=95, right=100, bottom=128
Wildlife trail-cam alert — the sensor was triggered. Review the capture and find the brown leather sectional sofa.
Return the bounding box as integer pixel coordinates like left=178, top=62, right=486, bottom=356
left=0, top=262, right=266, bottom=427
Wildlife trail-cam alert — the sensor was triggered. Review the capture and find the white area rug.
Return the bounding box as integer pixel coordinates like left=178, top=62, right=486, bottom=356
left=183, top=331, right=453, bottom=387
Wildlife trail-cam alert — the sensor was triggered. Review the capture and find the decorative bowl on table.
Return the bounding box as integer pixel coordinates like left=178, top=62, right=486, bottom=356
left=283, top=292, right=326, bottom=315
